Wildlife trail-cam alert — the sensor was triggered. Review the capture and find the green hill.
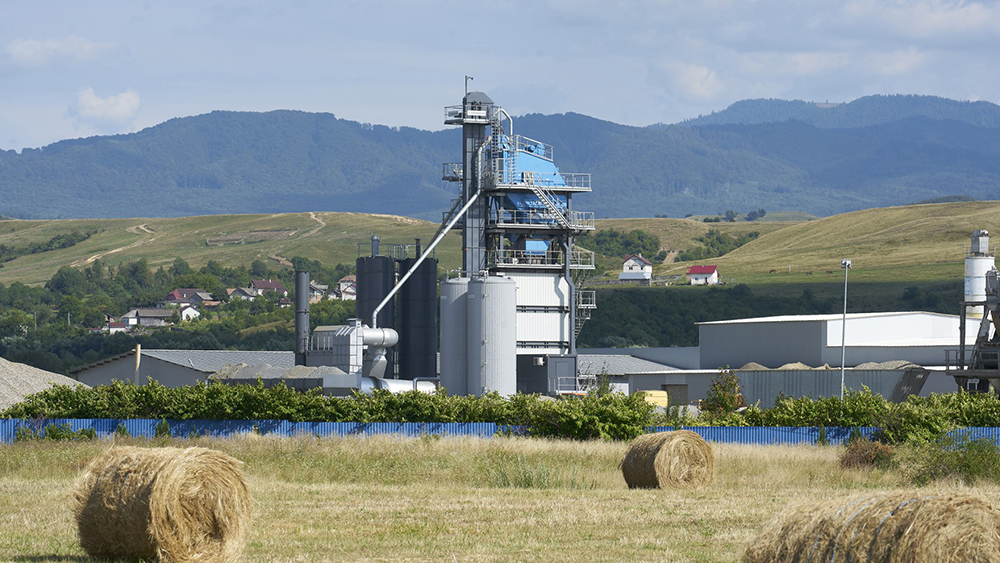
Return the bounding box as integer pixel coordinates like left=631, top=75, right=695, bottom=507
left=0, top=96, right=998, bottom=221
left=678, top=94, right=1000, bottom=128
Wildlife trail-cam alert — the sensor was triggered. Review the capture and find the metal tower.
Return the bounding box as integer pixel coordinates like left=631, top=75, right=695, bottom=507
left=443, top=91, right=596, bottom=393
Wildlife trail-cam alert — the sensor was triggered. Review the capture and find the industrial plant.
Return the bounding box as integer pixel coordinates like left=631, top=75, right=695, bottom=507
left=288, top=90, right=595, bottom=396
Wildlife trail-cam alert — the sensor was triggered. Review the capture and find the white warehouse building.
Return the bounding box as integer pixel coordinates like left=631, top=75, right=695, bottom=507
left=697, top=312, right=965, bottom=370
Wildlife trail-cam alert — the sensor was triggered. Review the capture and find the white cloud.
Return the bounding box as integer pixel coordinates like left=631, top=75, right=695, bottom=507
left=6, top=36, right=113, bottom=66
left=867, top=47, right=927, bottom=76
left=664, top=62, right=724, bottom=101
left=70, top=88, right=141, bottom=131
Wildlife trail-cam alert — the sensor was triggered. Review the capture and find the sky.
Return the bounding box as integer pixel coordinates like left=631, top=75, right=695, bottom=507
left=2, top=0, right=999, bottom=150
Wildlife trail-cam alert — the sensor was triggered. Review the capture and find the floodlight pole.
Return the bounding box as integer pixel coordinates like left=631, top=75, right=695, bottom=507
left=840, top=258, right=852, bottom=400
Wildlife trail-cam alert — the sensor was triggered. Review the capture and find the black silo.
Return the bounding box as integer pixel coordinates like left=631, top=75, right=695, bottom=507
left=355, top=255, right=396, bottom=329
left=397, top=257, right=438, bottom=379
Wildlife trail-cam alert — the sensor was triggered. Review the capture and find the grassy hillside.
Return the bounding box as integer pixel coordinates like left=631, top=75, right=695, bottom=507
left=669, top=201, right=998, bottom=286
left=0, top=213, right=461, bottom=286
left=0, top=201, right=992, bottom=288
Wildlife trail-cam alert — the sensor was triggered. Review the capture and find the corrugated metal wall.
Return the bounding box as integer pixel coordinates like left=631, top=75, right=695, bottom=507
left=5, top=419, right=1000, bottom=445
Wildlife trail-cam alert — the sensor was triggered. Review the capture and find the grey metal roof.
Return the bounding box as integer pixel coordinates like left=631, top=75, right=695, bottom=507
left=578, top=354, right=677, bottom=376
left=464, top=91, right=493, bottom=105
left=122, top=308, right=175, bottom=318
left=141, top=350, right=295, bottom=373
left=697, top=311, right=957, bottom=325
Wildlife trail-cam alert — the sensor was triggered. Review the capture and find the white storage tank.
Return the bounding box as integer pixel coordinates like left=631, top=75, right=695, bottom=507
left=439, top=277, right=470, bottom=395
left=467, top=275, right=517, bottom=397
left=965, top=230, right=995, bottom=319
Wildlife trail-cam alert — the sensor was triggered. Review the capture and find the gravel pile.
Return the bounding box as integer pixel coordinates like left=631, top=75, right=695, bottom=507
left=209, top=363, right=347, bottom=380
left=0, top=356, right=87, bottom=411
left=853, top=360, right=922, bottom=370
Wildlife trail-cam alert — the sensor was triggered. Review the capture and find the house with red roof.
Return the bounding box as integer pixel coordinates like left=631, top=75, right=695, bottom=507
left=620, top=254, right=653, bottom=283
left=686, top=265, right=719, bottom=286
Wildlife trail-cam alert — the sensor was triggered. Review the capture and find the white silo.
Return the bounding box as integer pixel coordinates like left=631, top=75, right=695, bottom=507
left=467, top=275, right=517, bottom=397
left=439, top=277, right=469, bottom=395
left=965, top=230, right=995, bottom=319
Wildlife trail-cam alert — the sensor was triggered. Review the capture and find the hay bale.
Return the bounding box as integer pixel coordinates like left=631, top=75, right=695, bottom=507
left=74, top=446, right=251, bottom=563
left=743, top=491, right=1000, bottom=563
left=620, top=430, right=714, bottom=489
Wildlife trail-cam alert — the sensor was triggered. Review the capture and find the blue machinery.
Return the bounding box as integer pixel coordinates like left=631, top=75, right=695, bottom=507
left=440, top=90, right=597, bottom=394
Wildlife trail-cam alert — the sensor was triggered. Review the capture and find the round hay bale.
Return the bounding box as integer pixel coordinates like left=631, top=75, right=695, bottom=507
left=73, top=446, right=251, bottom=563
left=620, top=430, right=714, bottom=489
left=742, top=491, right=1000, bottom=563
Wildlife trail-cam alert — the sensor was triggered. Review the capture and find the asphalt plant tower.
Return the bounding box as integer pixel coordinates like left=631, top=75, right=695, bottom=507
left=440, top=89, right=596, bottom=395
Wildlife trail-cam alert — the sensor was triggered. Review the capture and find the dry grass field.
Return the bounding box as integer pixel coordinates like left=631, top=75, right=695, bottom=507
left=2, top=435, right=998, bottom=563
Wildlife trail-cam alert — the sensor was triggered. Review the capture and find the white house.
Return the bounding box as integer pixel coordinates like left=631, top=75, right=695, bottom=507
left=179, top=306, right=200, bottom=322
left=227, top=288, right=257, bottom=301
left=687, top=265, right=719, bottom=285
left=337, top=275, right=357, bottom=301
left=619, top=254, right=653, bottom=282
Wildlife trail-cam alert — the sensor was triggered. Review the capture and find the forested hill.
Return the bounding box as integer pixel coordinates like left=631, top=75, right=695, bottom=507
left=677, top=94, right=1000, bottom=129
left=1, top=95, right=998, bottom=220
left=0, top=111, right=458, bottom=220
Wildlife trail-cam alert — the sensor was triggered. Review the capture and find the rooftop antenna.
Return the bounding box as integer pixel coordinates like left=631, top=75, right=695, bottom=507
left=465, top=75, right=473, bottom=95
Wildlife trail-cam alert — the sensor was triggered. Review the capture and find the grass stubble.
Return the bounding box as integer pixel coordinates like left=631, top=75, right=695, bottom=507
left=1, top=435, right=998, bottom=563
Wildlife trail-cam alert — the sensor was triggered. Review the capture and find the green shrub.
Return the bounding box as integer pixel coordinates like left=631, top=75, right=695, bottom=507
left=154, top=418, right=171, bottom=438
left=904, top=434, right=1000, bottom=485
left=13, top=422, right=95, bottom=442
left=702, top=367, right=744, bottom=418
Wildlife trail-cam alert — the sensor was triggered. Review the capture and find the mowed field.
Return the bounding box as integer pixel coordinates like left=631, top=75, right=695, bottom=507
left=0, top=213, right=460, bottom=286
left=651, top=201, right=1000, bottom=285
left=0, top=200, right=996, bottom=287
left=2, top=435, right=998, bottom=563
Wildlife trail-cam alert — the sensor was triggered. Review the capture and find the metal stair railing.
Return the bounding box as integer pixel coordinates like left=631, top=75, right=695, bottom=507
left=575, top=290, right=596, bottom=338
left=522, top=174, right=573, bottom=230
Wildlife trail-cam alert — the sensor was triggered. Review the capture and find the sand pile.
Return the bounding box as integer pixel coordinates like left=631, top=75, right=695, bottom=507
left=0, top=355, right=87, bottom=411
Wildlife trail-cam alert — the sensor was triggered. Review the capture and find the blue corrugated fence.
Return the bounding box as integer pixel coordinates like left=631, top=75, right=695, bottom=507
left=1, top=419, right=998, bottom=445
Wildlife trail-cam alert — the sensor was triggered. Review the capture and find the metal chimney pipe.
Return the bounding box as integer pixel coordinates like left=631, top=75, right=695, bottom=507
left=294, top=270, right=310, bottom=366
left=371, top=235, right=380, bottom=257
left=415, top=238, right=422, bottom=255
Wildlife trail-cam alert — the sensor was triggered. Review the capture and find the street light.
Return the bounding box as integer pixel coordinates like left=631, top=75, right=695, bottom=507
left=840, top=258, right=852, bottom=400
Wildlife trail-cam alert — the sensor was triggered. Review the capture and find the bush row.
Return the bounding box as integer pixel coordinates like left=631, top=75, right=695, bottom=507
left=687, top=389, right=1000, bottom=443
left=1, top=381, right=653, bottom=441
left=8, top=381, right=1000, bottom=443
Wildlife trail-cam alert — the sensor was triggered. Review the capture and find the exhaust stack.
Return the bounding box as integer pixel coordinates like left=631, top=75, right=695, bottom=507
left=294, top=270, right=310, bottom=365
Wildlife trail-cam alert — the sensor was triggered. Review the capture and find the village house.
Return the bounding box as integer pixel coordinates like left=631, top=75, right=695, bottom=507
left=686, top=265, right=719, bottom=286
left=227, top=288, right=257, bottom=301
left=336, top=275, right=357, bottom=300
left=120, top=308, right=175, bottom=328
left=251, top=279, right=288, bottom=297
left=619, top=254, right=653, bottom=283
left=179, top=306, right=200, bottom=321
left=309, top=280, right=329, bottom=303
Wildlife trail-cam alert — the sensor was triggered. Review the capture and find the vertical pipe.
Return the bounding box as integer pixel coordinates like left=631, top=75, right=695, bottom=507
left=840, top=261, right=849, bottom=400
left=294, top=270, right=310, bottom=366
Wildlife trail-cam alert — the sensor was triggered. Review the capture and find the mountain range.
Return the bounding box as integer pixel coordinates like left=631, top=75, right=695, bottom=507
left=0, top=94, right=997, bottom=220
